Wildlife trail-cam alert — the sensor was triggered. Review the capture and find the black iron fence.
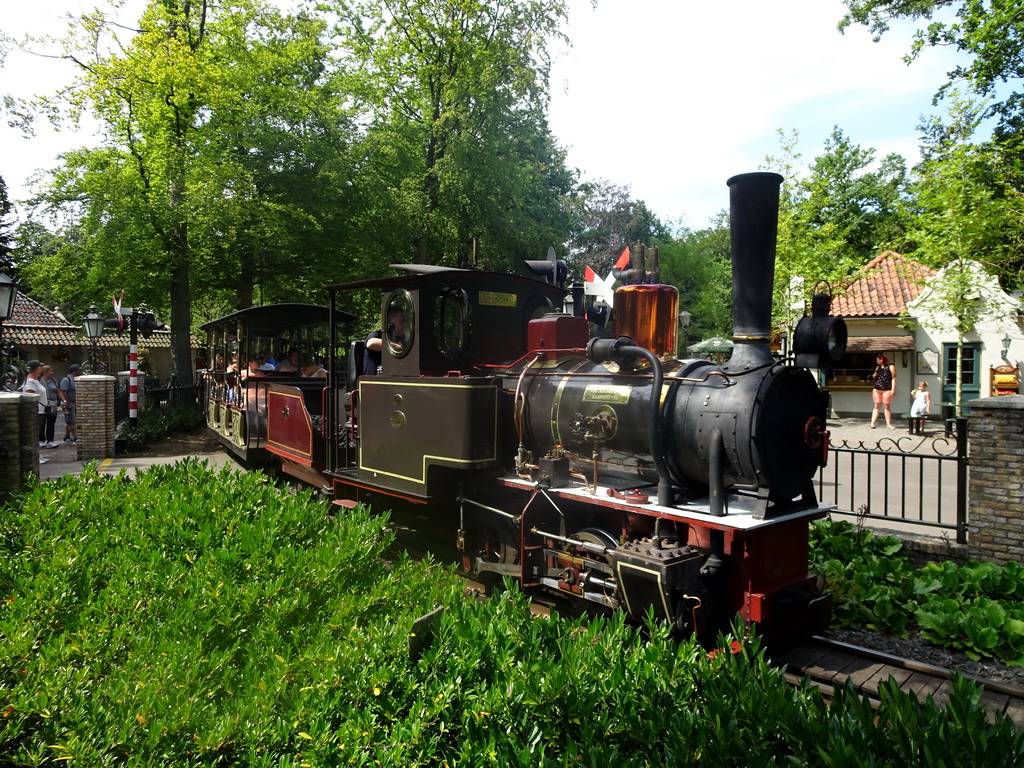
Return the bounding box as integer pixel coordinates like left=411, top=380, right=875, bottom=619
left=147, top=383, right=203, bottom=409
left=815, top=418, right=969, bottom=543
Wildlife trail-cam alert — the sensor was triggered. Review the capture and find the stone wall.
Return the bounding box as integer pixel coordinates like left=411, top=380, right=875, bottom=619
left=76, top=375, right=116, bottom=461
left=965, top=394, right=1024, bottom=566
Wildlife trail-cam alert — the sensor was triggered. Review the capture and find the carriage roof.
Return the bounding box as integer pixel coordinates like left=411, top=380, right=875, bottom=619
left=199, top=303, right=355, bottom=336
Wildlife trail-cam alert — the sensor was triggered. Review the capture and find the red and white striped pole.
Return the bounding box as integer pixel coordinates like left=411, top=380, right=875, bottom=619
left=129, top=308, right=138, bottom=427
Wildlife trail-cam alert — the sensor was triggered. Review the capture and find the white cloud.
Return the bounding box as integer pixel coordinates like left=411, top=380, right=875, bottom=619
left=548, top=0, right=967, bottom=227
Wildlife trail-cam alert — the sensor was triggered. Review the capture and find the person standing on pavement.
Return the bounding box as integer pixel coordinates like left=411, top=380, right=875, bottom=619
left=39, top=365, right=65, bottom=448
left=20, top=360, right=50, bottom=463
left=870, top=353, right=897, bottom=430
left=60, top=364, right=84, bottom=442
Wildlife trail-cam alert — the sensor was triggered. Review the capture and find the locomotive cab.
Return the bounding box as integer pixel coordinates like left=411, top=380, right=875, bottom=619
left=328, top=268, right=565, bottom=502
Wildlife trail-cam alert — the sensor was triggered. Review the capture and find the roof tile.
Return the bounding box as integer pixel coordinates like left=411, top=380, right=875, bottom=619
left=1, top=294, right=193, bottom=349
left=831, top=251, right=936, bottom=318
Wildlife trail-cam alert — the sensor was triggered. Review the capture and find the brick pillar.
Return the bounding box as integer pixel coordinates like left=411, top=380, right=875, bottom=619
left=966, top=394, right=1024, bottom=565
left=77, top=375, right=117, bottom=461
left=0, top=392, right=32, bottom=502
left=19, top=392, right=40, bottom=482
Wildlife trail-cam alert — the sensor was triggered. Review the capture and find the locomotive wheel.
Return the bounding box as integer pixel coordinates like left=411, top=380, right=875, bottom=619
left=464, top=521, right=519, bottom=574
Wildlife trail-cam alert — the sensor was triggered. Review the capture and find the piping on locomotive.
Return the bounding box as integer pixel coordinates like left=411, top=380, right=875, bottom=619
left=237, top=172, right=847, bottom=646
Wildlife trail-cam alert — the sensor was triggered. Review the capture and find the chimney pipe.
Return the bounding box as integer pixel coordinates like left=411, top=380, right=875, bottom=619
left=726, top=172, right=783, bottom=367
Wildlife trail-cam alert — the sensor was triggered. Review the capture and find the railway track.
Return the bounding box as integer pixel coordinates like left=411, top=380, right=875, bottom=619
left=772, top=636, right=1024, bottom=726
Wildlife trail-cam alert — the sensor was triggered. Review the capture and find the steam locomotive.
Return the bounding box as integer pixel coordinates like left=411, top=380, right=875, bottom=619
left=203, top=172, right=846, bottom=646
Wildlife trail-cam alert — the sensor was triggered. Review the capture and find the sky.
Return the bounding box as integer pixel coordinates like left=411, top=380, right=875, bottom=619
left=1, top=0, right=968, bottom=227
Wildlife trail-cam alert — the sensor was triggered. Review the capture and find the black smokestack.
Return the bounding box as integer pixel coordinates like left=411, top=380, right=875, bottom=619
left=726, top=172, right=783, bottom=367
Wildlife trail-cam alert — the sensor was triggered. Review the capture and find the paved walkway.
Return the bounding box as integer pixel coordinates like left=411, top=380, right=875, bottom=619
left=36, top=438, right=235, bottom=482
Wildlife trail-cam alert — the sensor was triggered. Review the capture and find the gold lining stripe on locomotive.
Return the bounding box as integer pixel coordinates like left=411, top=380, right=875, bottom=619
left=548, top=359, right=591, bottom=448
left=359, top=452, right=501, bottom=486
left=614, top=561, right=673, bottom=620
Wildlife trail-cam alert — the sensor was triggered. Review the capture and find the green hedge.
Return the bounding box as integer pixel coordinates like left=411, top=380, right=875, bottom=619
left=2, top=466, right=1022, bottom=766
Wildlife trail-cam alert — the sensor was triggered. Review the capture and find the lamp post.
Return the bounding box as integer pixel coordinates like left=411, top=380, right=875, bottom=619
left=0, top=270, right=20, bottom=391
left=678, top=310, right=692, bottom=356
left=1002, top=334, right=1012, bottom=363
left=83, top=306, right=106, bottom=374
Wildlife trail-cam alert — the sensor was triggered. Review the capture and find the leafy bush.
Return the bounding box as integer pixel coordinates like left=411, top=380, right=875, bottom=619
left=120, top=403, right=205, bottom=452
left=0, top=460, right=460, bottom=765
left=811, top=518, right=1024, bottom=665
left=4, top=467, right=1023, bottom=765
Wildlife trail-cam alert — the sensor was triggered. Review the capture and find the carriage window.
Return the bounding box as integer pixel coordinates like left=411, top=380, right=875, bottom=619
left=435, top=286, right=471, bottom=359
left=385, top=290, right=414, bottom=358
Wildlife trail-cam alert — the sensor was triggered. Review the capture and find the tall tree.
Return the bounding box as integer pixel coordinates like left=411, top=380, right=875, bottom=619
left=0, top=176, right=13, bottom=269
left=907, top=93, right=1024, bottom=410
left=16, top=0, right=350, bottom=381
left=660, top=216, right=733, bottom=343
left=331, top=0, right=574, bottom=268
left=565, top=179, right=669, bottom=280
left=764, top=128, right=911, bottom=332
left=910, top=94, right=1024, bottom=278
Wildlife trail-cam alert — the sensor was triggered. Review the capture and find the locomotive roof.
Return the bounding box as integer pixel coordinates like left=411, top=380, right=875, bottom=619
left=326, top=264, right=566, bottom=299
left=199, top=303, right=354, bottom=335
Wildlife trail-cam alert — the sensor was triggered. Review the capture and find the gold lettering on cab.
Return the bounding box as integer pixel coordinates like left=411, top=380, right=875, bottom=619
left=582, top=385, right=632, bottom=404
left=478, top=291, right=518, bottom=308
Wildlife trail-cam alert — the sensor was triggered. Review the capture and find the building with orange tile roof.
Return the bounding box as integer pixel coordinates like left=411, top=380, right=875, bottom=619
left=826, top=252, right=1021, bottom=417
left=1, top=293, right=195, bottom=385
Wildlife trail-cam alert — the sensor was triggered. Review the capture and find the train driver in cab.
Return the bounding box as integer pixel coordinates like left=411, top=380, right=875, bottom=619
left=362, top=305, right=407, bottom=376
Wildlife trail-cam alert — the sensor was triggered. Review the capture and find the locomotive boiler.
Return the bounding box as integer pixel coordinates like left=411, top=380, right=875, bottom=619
left=273, top=172, right=845, bottom=647
left=514, top=173, right=834, bottom=514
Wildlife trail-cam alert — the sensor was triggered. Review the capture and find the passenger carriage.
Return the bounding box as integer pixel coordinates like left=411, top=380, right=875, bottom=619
left=200, top=303, right=354, bottom=469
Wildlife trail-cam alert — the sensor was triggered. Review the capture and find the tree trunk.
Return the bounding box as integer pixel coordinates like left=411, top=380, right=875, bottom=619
left=169, top=245, right=193, bottom=386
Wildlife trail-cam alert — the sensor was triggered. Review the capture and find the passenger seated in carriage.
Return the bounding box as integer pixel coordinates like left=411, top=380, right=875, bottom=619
left=242, top=357, right=266, bottom=379
left=277, top=348, right=300, bottom=373
left=300, top=357, right=328, bottom=379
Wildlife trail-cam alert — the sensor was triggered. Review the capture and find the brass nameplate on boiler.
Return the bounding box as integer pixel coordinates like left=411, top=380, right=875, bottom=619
left=582, top=384, right=632, bottom=404
left=478, top=291, right=518, bottom=307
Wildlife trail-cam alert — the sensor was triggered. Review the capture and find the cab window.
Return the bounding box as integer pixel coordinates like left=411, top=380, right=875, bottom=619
left=435, top=286, right=471, bottom=359
left=385, top=290, right=414, bottom=358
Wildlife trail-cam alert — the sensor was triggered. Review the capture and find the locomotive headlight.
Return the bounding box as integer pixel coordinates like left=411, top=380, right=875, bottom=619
left=793, top=291, right=847, bottom=369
